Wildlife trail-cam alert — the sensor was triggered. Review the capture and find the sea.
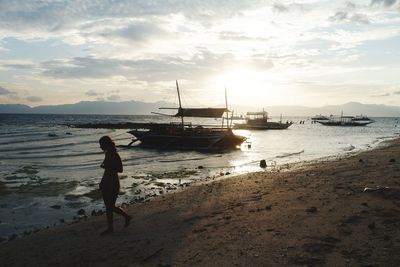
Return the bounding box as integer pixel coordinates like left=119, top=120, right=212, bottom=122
left=0, top=113, right=399, bottom=240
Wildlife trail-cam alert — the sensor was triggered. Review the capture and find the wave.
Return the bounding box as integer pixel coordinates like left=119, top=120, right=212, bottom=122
left=0, top=141, right=89, bottom=152
left=0, top=128, right=115, bottom=146
left=276, top=150, right=305, bottom=158
left=0, top=151, right=102, bottom=160
left=158, top=156, right=209, bottom=163
left=343, top=145, right=355, bottom=151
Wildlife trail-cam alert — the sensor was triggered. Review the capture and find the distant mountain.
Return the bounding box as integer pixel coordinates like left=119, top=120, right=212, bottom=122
left=0, top=101, right=400, bottom=117
left=0, top=104, right=32, bottom=114
left=0, top=100, right=171, bottom=115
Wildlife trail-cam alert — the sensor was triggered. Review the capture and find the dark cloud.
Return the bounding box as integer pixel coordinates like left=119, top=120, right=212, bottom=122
left=346, top=2, right=356, bottom=10
left=26, top=96, right=43, bottom=102
left=350, top=13, right=370, bottom=24
left=370, top=0, right=397, bottom=7
left=2, top=63, right=35, bottom=70
left=97, top=22, right=170, bottom=43
left=40, top=50, right=274, bottom=81
left=85, top=90, right=98, bottom=96
left=107, top=94, right=121, bottom=101
left=272, top=3, right=289, bottom=13
left=0, top=86, right=13, bottom=95
left=0, top=0, right=266, bottom=34
left=372, top=92, right=390, bottom=97
left=329, top=11, right=370, bottom=24
left=330, top=11, right=348, bottom=21
left=41, top=57, right=128, bottom=79
left=393, top=91, right=400, bottom=95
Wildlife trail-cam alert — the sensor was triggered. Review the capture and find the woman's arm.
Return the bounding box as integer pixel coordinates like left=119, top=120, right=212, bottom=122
left=103, top=151, right=123, bottom=173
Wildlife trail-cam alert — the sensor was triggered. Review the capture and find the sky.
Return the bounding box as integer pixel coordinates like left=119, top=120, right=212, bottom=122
left=0, top=0, right=400, bottom=108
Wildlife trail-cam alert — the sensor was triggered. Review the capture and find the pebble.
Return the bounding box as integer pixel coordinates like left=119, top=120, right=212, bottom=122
left=306, top=207, right=317, bottom=213
left=260, top=160, right=267, bottom=168
left=368, top=222, right=375, bottom=230
left=77, top=209, right=85, bottom=215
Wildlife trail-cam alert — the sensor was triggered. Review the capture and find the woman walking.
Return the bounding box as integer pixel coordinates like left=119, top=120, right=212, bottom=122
left=99, top=135, right=131, bottom=235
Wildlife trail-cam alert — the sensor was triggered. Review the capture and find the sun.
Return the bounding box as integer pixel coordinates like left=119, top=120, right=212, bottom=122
left=209, top=66, right=285, bottom=107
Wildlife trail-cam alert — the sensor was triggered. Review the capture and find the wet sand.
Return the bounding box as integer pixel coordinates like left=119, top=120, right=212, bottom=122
left=1, top=138, right=400, bottom=266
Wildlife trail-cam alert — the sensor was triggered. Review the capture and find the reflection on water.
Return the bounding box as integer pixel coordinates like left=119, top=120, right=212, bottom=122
left=0, top=114, right=398, bottom=239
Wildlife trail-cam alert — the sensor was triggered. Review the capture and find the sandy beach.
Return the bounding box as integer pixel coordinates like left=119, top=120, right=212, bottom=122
left=1, top=138, right=400, bottom=266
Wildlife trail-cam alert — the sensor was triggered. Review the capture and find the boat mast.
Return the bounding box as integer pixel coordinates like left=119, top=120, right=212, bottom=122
left=225, top=87, right=230, bottom=129
left=176, top=80, right=185, bottom=128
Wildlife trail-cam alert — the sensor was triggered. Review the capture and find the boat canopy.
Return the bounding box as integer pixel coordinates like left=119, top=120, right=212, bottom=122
left=175, top=108, right=228, bottom=118
left=246, top=111, right=268, bottom=116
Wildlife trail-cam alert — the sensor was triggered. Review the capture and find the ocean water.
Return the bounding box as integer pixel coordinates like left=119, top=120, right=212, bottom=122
left=0, top=114, right=399, bottom=240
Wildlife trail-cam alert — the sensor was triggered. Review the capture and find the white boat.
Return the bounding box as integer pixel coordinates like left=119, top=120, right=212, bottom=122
left=317, top=113, right=374, bottom=126
left=233, top=110, right=292, bottom=130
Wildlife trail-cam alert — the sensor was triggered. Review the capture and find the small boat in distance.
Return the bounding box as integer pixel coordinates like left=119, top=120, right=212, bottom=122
left=233, top=110, right=293, bottom=130
left=316, top=113, right=374, bottom=126
left=127, top=81, right=246, bottom=151
left=352, top=115, right=374, bottom=122
left=311, top=114, right=330, bottom=122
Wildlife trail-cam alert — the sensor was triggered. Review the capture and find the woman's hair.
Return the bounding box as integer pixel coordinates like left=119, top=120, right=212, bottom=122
left=99, top=135, right=116, bottom=151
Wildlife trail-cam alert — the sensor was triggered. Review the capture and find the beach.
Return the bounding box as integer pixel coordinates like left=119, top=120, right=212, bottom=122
left=1, top=137, right=400, bottom=266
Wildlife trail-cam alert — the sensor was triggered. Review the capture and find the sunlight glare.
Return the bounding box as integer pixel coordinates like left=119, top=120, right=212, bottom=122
left=209, top=67, right=289, bottom=107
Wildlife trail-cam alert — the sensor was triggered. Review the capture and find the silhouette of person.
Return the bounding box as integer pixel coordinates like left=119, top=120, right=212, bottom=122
left=99, top=135, right=131, bottom=235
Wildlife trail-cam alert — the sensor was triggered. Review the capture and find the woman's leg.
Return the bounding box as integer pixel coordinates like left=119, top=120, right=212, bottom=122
left=113, top=206, right=131, bottom=227
left=101, top=193, right=116, bottom=235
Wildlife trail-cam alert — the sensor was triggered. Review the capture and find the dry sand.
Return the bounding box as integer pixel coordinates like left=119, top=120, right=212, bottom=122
left=1, top=138, right=400, bottom=267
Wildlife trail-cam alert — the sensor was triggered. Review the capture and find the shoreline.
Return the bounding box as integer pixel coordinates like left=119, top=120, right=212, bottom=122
left=0, top=135, right=384, bottom=241
left=1, top=137, right=400, bottom=266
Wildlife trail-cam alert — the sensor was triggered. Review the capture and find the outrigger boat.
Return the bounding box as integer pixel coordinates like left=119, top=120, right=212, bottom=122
left=316, top=113, right=374, bottom=126
left=352, top=115, right=374, bottom=122
left=311, top=114, right=330, bottom=122
left=127, top=81, right=246, bottom=151
left=233, top=110, right=292, bottom=130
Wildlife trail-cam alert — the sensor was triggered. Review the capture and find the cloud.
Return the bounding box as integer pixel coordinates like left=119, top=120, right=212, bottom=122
left=330, top=11, right=348, bottom=21
left=0, top=0, right=266, bottom=42
left=371, top=92, right=390, bottom=97
left=370, top=0, right=397, bottom=7
left=26, top=96, right=43, bottom=102
left=393, top=91, right=400, bottom=95
left=107, top=94, right=121, bottom=101
left=218, top=31, right=272, bottom=41
left=1, top=85, right=42, bottom=102
left=0, top=86, right=13, bottom=95
left=97, top=21, right=170, bottom=43
left=85, top=90, right=99, bottom=96
left=346, top=2, right=356, bottom=10
left=350, top=13, right=370, bottom=24
left=0, top=59, right=36, bottom=71
left=329, top=11, right=370, bottom=24
left=272, top=3, right=289, bottom=13
left=41, top=57, right=128, bottom=79
left=40, top=50, right=273, bottom=81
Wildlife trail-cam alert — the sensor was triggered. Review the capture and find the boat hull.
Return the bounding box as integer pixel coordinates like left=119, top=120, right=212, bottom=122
left=233, top=122, right=292, bottom=130
left=317, top=121, right=373, bottom=126
left=128, top=129, right=246, bottom=151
